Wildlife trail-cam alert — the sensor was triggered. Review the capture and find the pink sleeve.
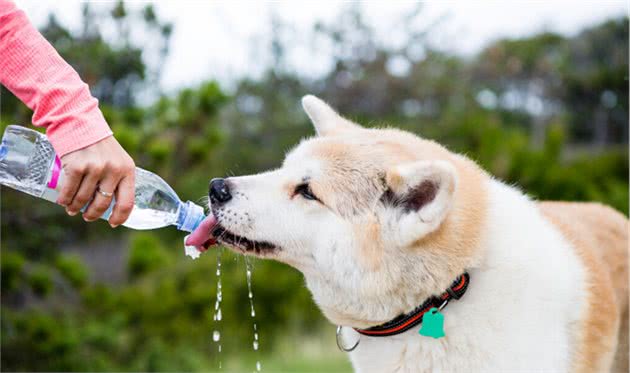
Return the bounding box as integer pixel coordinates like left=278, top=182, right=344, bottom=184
left=0, top=0, right=113, bottom=157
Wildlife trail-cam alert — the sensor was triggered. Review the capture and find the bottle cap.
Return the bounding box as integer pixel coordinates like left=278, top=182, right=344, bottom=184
left=177, top=201, right=206, bottom=232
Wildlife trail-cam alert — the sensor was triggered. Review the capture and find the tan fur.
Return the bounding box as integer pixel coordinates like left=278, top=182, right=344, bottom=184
left=412, top=153, right=489, bottom=288
left=539, top=202, right=629, bottom=373
left=385, top=169, right=404, bottom=191
left=354, top=216, right=384, bottom=270
left=311, top=128, right=490, bottom=296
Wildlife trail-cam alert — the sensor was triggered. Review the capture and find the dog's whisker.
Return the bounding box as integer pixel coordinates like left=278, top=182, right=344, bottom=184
left=196, top=195, right=210, bottom=208
left=217, top=230, right=229, bottom=244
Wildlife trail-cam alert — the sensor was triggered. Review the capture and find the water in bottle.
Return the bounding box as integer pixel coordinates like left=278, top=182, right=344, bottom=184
left=0, top=125, right=206, bottom=233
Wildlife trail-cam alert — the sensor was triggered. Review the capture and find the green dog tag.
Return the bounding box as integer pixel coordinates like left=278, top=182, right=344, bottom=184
left=419, top=307, right=445, bottom=339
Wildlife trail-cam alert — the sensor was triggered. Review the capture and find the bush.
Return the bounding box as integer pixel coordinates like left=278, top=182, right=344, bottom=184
left=1, top=251, right=25, bottom=292
left=55, top=254, right=88, bottom=289
left=127, top=233, right=169, bottom=279
left=28, top=266, right=53, bottom=298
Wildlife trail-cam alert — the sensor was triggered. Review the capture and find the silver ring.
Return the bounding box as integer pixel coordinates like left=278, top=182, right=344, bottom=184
left=438, top=299, right=449, bottom=311
left=336, top=325, right=360, bottom=352
left=96, top=187, right=114, bottom=198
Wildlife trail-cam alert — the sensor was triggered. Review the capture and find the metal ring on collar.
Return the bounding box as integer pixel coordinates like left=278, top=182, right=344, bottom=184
left=336, top=325, right=360, bottom=352
left=438, top=299, right=449, bottom=311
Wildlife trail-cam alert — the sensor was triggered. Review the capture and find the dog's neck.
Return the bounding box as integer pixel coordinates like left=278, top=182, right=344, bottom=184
left=353, top=272, right=470, bottom=337
left=305, top=251, right=475, bottom=329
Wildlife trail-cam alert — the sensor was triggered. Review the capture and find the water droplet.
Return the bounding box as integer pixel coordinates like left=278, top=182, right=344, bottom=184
left=253, top=340, right=259, bottom=350
left=256, top=361, right=261, bottom=371
left=251, top=309, right=256, bottom=317
left=248, top=291, right=253, bottom=299
left=217, top=309, right=222, bottom=321
left=216, top=268, right=221, bottom=276
left=254, top=333, right=258, bottom=340
left=213, top=330, right=221, bottom=342
left=218, top=344, right=222, bottom=352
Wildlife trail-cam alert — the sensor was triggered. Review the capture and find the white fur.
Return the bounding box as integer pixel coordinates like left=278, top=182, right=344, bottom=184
left=342, top=179, right=587, bottom=372
left=302, top=94, right=358, bottom=136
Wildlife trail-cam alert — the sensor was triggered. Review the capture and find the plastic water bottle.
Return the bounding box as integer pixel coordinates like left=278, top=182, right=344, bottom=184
left=0, top=125, right=205, bottom=232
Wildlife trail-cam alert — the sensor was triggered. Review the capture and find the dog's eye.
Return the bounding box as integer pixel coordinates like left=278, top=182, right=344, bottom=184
left=295, top=183, right=318, bottom=201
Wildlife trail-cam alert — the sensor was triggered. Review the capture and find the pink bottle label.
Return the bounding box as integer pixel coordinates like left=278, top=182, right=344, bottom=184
left=47, top=156, right=61, bottom=189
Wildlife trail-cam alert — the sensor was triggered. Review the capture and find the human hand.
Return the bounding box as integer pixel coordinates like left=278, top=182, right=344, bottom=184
left=57, top=136, right=135, bottom=227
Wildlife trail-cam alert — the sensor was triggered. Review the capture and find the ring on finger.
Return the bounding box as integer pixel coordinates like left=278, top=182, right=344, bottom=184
left=96, top=186, right=114, bottom=198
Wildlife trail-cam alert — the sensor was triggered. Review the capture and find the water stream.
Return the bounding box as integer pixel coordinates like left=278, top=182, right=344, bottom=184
left=212, top=251, right=223, bottom=369
left=211, top=253, right=262, bottom=372
left=246, top=259, right=262, bottom=372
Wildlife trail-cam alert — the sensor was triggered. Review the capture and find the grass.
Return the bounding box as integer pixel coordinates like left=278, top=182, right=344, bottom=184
left=211, top=354, right=352, bottom=373
left=204, top=328, right=353, bottom=372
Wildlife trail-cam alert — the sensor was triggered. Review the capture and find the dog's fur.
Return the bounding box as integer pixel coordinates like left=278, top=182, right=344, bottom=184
left=210, top=95, right=628, bottom=372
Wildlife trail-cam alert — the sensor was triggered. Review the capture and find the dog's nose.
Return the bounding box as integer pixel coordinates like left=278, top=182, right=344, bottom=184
left=209, top=178, right=232, bottom=205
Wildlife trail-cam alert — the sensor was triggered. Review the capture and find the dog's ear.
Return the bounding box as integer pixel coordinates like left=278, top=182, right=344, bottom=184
left=301, top=95, right=359, bottom=136
left=384, top=160, right=457, bottom=245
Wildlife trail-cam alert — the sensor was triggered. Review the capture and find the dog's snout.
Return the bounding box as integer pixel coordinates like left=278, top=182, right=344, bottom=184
left=209, top=178, right=232, bottom=205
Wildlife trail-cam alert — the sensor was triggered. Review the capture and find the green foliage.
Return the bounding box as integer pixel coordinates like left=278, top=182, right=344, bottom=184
left=127, top=233, right=168, bottom=278
left=55, top=254, right=88, bottom=289
left=1, top=251, right=25, bottom=292
left=2, top=312, right=82, bottom=371
left=28, top=266, right=53, bottom=297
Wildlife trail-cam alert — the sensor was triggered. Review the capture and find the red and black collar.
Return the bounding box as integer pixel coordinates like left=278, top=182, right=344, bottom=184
left=354, top=272, right=470, bottom=337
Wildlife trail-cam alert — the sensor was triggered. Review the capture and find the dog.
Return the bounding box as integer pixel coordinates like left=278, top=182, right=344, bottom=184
left=187, top=95, right=628, bottom=372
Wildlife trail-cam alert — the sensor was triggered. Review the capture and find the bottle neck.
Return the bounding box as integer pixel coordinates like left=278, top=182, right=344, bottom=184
left=176, top=201, right=206, bottom=232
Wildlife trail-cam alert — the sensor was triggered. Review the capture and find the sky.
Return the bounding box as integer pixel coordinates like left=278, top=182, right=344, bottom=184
left=14, top=0, right=629, bottom=94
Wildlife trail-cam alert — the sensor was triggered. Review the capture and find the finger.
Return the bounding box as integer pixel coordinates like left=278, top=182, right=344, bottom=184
left=82, top=175, right=119, bottom=222
left=108, top=173, right=135, bottom=227
left=57, top=166, right=84, bottom=209
left=66, top=167, right=103, bottom=214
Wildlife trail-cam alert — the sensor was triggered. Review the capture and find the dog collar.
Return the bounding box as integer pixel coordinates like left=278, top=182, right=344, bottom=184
left=354, top=272, right=470, bottom=337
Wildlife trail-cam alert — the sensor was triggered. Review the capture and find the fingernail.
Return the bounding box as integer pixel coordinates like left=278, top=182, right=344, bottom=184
left=67, top=210, right=78, bottom=216
left=110, top=223, right=119, bottom=228
left=83, top=216, right=94, bottom=222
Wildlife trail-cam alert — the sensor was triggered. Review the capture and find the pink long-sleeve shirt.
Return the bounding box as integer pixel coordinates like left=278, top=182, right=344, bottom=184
left=0, top=0, right=113, bottom=157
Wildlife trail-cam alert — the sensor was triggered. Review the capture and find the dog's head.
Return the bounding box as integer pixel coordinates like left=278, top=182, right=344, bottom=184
left=207, top=96, right=488, bottom=327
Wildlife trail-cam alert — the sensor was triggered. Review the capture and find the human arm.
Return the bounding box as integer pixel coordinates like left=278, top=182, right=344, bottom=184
left=0, top=0, right=135, bottom=225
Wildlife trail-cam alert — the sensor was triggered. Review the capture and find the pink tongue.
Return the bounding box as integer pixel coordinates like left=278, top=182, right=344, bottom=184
left=185, top=214, right=218, bottom=247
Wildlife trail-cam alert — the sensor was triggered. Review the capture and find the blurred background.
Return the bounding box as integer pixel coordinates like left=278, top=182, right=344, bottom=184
left=1, top=1, right=628, bottom=372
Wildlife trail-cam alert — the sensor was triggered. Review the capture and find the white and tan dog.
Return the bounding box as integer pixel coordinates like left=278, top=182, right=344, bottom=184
left=188, top=95, right=628, bottom=372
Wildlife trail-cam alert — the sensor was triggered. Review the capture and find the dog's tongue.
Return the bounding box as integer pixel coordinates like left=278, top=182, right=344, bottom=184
left=185, top=214, right=218, bottom=248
